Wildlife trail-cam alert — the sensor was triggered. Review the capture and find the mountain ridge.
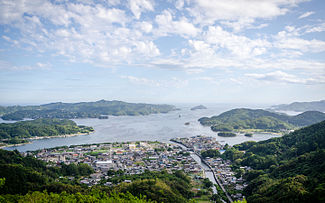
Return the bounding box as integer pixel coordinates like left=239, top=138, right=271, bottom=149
left=270, top=100, right=325, bottom=112
left=0, top=100, right=177, bottom=120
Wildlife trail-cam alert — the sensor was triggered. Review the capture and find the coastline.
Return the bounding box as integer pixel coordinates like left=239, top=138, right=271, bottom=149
left=28, top=132, right=92, bottom=140
left=0, top=131, right=93, bottom=149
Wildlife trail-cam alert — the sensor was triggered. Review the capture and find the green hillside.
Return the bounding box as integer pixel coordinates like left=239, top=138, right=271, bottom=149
left=199, top=108, right=325, bottom=132
left=1, top=100, right=177, bottom=120
left=222, top=120, right=325, bottom=202
left=0, top=118, right=93, bottom=146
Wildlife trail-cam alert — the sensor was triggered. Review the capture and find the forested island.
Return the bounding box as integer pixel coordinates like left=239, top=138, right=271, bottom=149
left=191, top=105, right=207, bottom=111
left=270, top=100, right=325, bottom=112
left=0, top=100, right=177, bottom=121
left=218, top=132, right=236, bottom=137
left=0, top=119, right=94, bottom=147
left=199, top=108, right=325, bottom=134
left=220, top=120, right=325, bottom=202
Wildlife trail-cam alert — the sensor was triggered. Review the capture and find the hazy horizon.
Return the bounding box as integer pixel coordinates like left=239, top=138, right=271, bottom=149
left=1, top=0, right=325, bottom=105
left=0, top=99, right=323, bottom=109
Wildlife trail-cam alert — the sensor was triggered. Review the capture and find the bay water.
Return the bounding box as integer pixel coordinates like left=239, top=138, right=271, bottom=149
left=4, top=104, right=281, bottom=152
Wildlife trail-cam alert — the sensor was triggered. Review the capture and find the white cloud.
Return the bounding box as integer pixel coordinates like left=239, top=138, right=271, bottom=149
left=201, top=26, right=271, bottom=58
left=221, top=19, right=268, bottom=32
left=121, top=75, right=161, bottom=87
left=0, top=60, right=51, bottom=71
left=298, top=11, right=314, bottom=19
left=128, top=0, right=154, bottom=19
left=136, top=21, right=153, bottom=33
left=305, top=23, right=325, bottom=33
left=246, top=71, right=325, bottom=85
left=274, top=29, right=325, bottom=53
left=0, top=0, right=165, bottom=66
left=133, top=41, right=160, bottom=57
left=189, top=0, right=308, bottom=25
left=0, top=0, right=323, bottom=86
left=121, top=75, right=188, bottom=88
left=175, top=0, right=185, bottom=10
left=155, top=10, right=199, bottom=37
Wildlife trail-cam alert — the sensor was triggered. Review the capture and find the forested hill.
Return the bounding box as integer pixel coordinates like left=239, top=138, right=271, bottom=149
left=0, top=118, right=94, bottom=146
left=199, top=108, right=325, bottom=132
left=270, top=100, right=325, bottom=112
left=0, top=100, right=177, bottom=120
left=222, top=120, right=325, bottom=202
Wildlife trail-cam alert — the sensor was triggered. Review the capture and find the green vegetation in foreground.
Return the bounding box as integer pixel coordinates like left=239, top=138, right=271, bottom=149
left=0, top=100, right=177, bottom=120
left=0, top=190, right=152, bottom=203
left=0, top=118, right=94, bottom=146
left=221, top=120, right=325, bottom=202
left=0, top=149, right=198, bottom=203
left=199, top=108, right=325, bottom=133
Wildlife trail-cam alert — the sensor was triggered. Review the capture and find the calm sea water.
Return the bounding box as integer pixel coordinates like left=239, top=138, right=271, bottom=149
left=4, top=104, right=281, bottom=152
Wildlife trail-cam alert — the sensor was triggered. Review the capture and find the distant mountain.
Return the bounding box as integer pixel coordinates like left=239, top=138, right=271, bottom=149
left=0, top=100, right=177, bottom=120
left=199, top=108, right=325, bottom=132
left=271, top=100, right=325, bottom=112
left=190, top=105, right=207, bottom=111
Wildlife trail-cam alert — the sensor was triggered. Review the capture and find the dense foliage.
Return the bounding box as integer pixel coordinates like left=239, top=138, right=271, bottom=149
left=0, top=119, right=93, bottom=144
left=0, top=191, right=153, bottom=203
left=201, top=149, right=221, bottom=158
left=0, top=149, right=94, bottom=194
left=1, top=100, right=176, bottom=120
left=199, top=108, right=325, bottom=132
left=104, top=170, right=194, bottom=203
left=222, top=120, right=325, bottom=202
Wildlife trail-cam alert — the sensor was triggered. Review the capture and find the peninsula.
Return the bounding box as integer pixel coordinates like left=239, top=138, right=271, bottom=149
left=199, top=108, right=325, bottom=134
left=0, top=118, right=94, bottom=147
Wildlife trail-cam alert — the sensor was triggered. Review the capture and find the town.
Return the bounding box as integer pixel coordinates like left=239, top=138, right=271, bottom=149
left=27, top=136, right=248, bottom=202
left=172, top=136, right=249, bottom=202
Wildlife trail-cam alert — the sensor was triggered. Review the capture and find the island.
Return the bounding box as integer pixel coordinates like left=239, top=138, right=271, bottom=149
left=244, top=133, right=253, bottom=137
left=0, top=118, right=94, bottom=148
left=218, top=132, right=236, bottom=137
left=270, top=99, right=325, bottom=112
left=199, top=108, right=325, bottom=133
left=191, top=105, right=207, bottom=111
left=98, top=115, right=109, bottom=119
left=0, top=100, right=177, bottom=121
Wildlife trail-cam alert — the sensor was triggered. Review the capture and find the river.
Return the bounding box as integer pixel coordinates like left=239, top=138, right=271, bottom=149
left=4, top=104, right=281, bottom=152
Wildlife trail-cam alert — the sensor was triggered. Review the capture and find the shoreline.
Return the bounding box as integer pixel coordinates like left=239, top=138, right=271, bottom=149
left=0, top=132, right=93, bottom=149
left=29, top=132, right=92, bottom=140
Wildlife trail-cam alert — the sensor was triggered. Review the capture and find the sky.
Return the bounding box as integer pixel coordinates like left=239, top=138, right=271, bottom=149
left=0, top=0, right=325, bottom=106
